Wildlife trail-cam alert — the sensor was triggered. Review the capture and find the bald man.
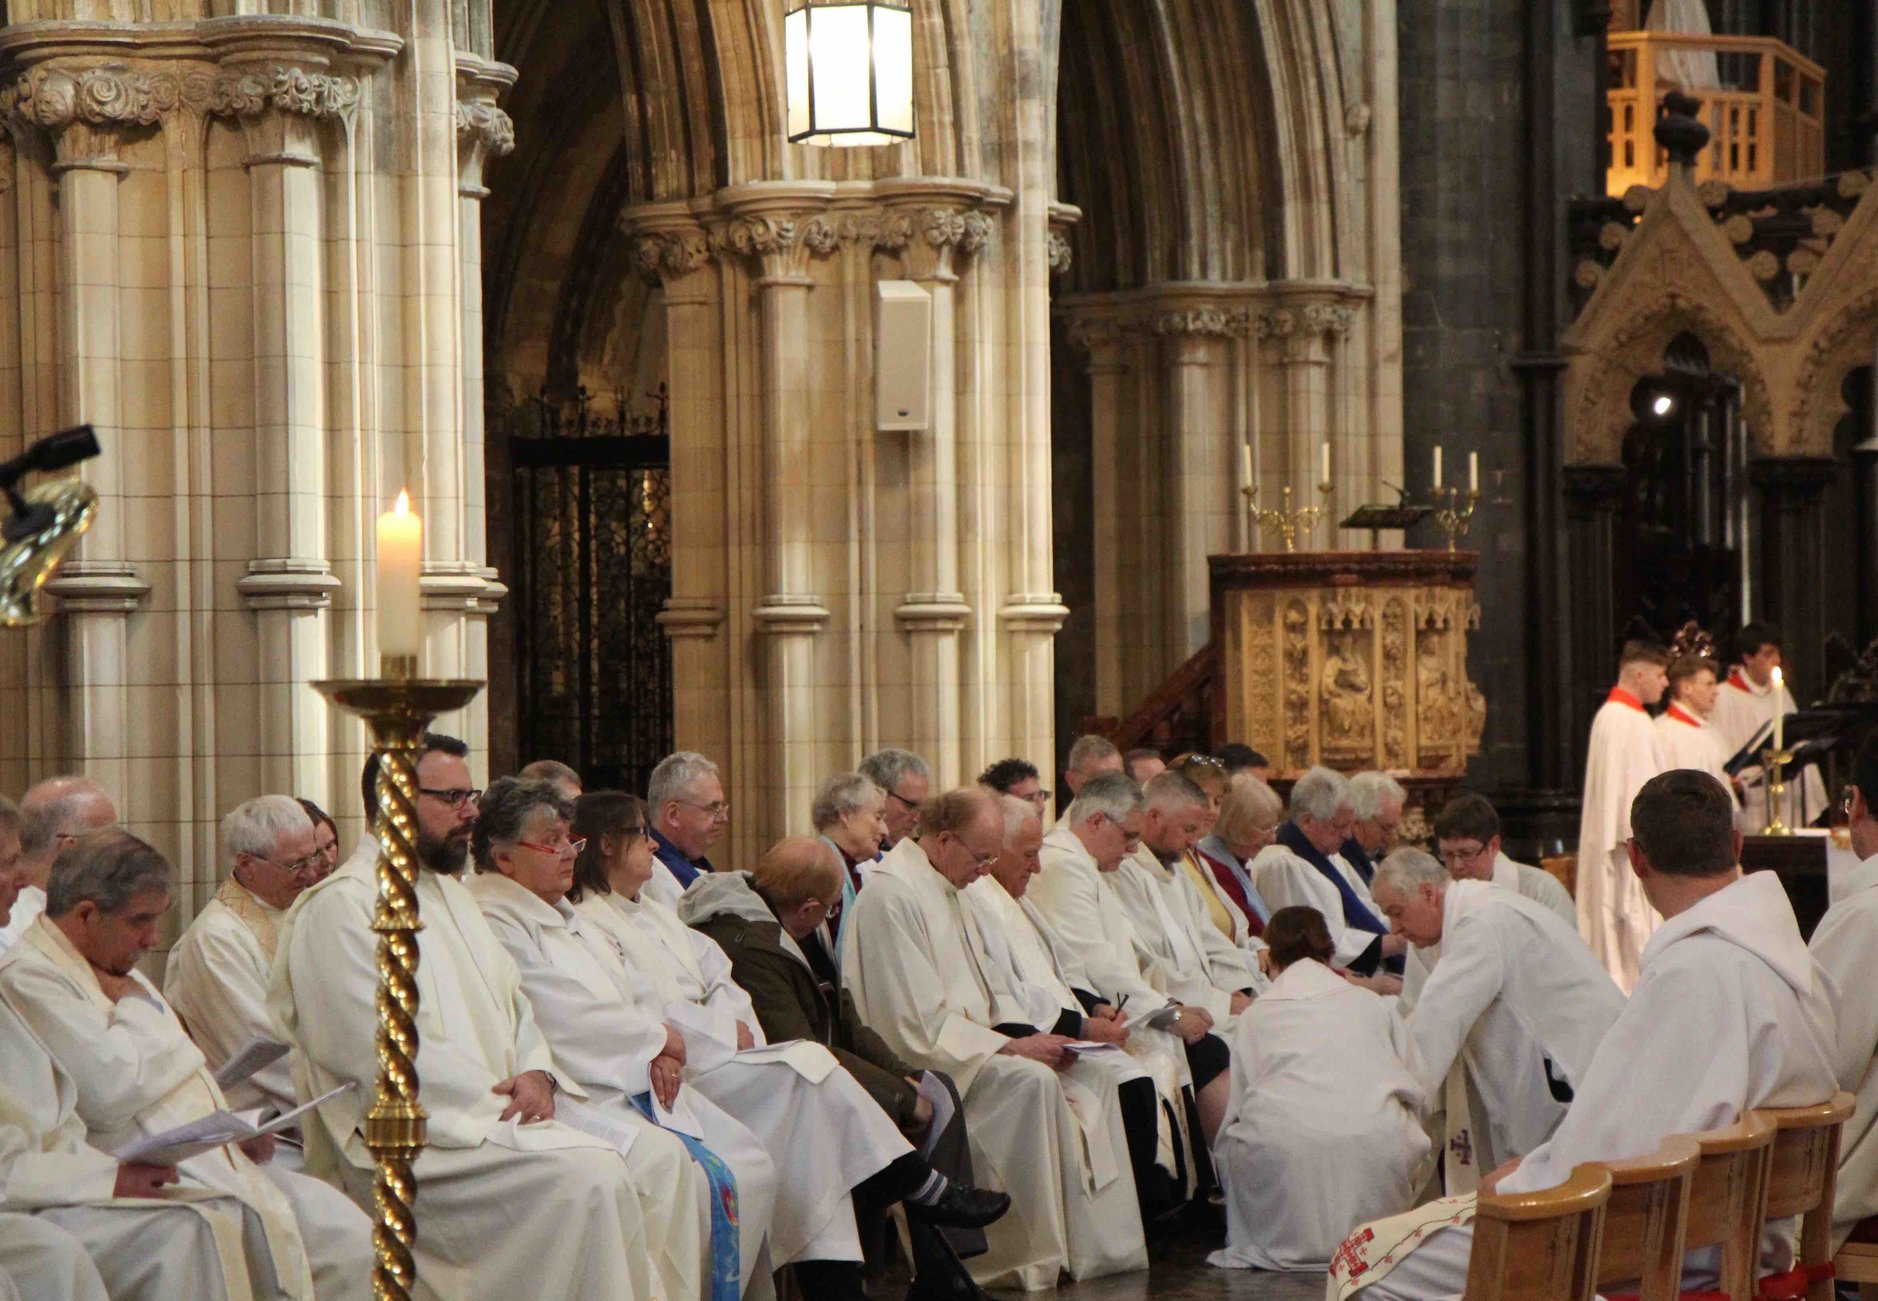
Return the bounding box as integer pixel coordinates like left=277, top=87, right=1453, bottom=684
left=0, top=778, right=116, bottom=952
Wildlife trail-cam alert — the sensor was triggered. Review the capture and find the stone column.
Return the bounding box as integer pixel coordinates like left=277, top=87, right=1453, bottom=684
left=1750, top=456, right=1836, bottom=698
left=1069, top=315, right=1126, bottom=716
left=1561, top=464, right=1627, bottom=753
left=1154, top=309, right=1236, bottom=666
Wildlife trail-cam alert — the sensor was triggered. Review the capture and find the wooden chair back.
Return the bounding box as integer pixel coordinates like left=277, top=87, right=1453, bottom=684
left=1752, top=1092, right=1855, bottom=1301
left=1686, top=1113, right=1778, bottom=1301
left=1466, top=1163, right=1613, bottom=1301
left=1595, top=1134, right=1702, bottom=1301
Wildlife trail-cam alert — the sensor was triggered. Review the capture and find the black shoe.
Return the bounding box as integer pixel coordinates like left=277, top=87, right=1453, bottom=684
left=905, top=1271, right=997, bottom=1301
left=905, top=1184, right=1011, bottom=1230
left=904, top=1232, right=998, bottom=1301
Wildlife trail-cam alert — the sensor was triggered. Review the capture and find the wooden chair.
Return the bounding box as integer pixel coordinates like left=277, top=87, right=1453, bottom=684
left=1834, top=1219, right=1878, bottom=1301
left=1685, top=1113, right=1778, bottom=1301
left=1752, top=1092, right=1855, bottom=1301
left=1466, top=1163, right=1613, bottom=1301
left=1595, top=1134, right=1702, bottom=1301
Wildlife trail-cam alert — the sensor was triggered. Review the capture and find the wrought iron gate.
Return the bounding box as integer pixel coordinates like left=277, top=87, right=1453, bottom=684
left=510, top=388, right=673, bottom=796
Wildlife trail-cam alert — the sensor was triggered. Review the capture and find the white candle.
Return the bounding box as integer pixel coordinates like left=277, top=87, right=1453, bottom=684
left=1241, top=441, right=1253, bottom=488
left=1469, top=452, right=1479, bottom=493
left=377, top=489, right=423, bottom=661
left=1772, top=667, right=1784, bottom=752
left=1321, top=440, right=1331, bottom=484
left=1433, top=446, right=1443, bottom=490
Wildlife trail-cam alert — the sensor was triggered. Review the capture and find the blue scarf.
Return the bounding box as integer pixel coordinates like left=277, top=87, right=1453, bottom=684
left=1277, top=821, right=1387, bottom=936
left=1339, top=837, right=1377, bottom=887
left=630, top=1092, right=740, bottom=1301
left=652, top=828, right=709, bottom=891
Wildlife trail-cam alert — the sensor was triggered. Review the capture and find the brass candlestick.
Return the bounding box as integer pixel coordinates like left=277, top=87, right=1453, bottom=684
left=1432, top=486, right=1482, bottom=552
left=1243, top=480, right=1334, bottom=553
left=1761, top=746, right=1794, bottom=836
left=313, top=658, right=483, bottom=1301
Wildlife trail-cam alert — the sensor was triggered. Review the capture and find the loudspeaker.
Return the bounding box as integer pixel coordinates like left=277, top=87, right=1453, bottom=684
left=875, top=279, right=931, bottom=432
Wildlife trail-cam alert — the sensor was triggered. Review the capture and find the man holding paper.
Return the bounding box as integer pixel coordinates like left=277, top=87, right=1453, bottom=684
left=0, top=830, right=370, bottom=1301
left=165, top=796, right=321, bottom=1163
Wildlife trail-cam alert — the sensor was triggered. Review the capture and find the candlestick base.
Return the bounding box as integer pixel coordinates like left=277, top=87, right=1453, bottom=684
left=1760, top=746, right=1794, bottom=836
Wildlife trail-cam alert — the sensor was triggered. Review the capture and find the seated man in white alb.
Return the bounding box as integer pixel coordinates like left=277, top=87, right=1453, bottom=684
left=165, top=796, right=325, bottom=1167
left=1209, top=906, right=1431, bottom=1273
left=964, top=794, right=1193, bottom=1216
left=1430, top=794, right=1573, bottom=926
left=0, top=831, right=370, bottom=1301
left=1029, top=772, right=1234, bottom=1145
left=1371, top=848, right=1624, bottom=1193
left=1110, top=772, right=1260, bottom=1024
left=0, top=777, right=116, bottom=952
left=1251, top=766, right=1404, bottom=986
left=273, top=733, right=662, bottom=1301
left=1334, top=770, right=1839, bottom=1301
left=843, top=788, right=1149, bottom=1290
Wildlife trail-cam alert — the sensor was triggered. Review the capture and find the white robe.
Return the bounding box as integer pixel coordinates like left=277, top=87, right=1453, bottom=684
left=1348, top=871, right=1840, bottom=1301
left=575, top=882, right=911, bottom=1268
left=842, top=837, right=1148, bottom=1289
left=1806, top=848, right=1878, bottom=1250
left=0, top=917, right=370, bottom=1301
left=1399, top=855, right=1576, bottom=1012
left=0, top=886, right=45, bottom=954
left=1108, top=848, right=1257, bottom=1023
left=0, top=998, right=256, bottom=1301
left=1654, top=706, right=1736, bottom=800
left=1208, top=960, right=1430, bottom=1271
left=1029, top=826, right=1176, bottom=1016
left=1249, top=843, right=1381, bottom=968
left=1402, top=881, right=1625, bottom=1174
left=1575, top=691, right=1666, bottom=991
left=270, top=853, right=658, bottom=1301
left=1710, top=669, right=1826, bottom=831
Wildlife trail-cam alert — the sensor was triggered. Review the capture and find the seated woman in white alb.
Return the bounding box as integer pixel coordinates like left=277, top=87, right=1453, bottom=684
left=1209, top=906, right=1432, bottom=1272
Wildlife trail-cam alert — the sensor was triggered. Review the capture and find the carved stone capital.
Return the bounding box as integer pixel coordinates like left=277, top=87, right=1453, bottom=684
left=1151, top=307, right=1251, bottom=338
left=629, top=227, right=714, bottom=285
left=1255, top=301, right=1353, bottom=361
left=455, top=96, right=513, bottom=194
left=718, top=213, right=839, bottom=283
left=886, top=205, right=995, bottom=281
left=195, top=62, right=359, bottom=120
left=6, top=63, right=178, bottom=169
left=1047, top=230, right=1073, bottom=277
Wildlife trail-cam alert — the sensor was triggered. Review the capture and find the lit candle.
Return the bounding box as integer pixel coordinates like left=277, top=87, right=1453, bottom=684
left=1321, top=440, right=1331, bottom=485
left=1241, top=441, right=1252, bottom=488
left=377, top=489, right=423, bottom=662
left=1433, top=446, right=1443, bottom=490
left=1772, top=667, right=1784, bottom=752
left=1469, top=452, right=1479, bottom=493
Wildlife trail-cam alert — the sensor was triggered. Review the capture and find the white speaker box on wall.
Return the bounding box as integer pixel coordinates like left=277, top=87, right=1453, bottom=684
left=875, top=279, right=932, bottom=432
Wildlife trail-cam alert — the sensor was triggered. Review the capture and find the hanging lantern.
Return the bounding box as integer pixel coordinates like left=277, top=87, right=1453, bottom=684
left=785, top=0, right=915, bottom=146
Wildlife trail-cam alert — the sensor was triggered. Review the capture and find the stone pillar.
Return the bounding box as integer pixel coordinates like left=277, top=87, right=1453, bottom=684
left=1561, top=464, right=1627, bottom=753
left=1750, top=457, right=1836, bottom=698
left=1156, top=316, right=1232, bottom=666
left=1071, top=316, right=1126, bottom=716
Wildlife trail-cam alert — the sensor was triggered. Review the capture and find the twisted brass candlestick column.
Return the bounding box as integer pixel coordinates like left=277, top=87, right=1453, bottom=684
left=313, top=659, right=483, bottom=1301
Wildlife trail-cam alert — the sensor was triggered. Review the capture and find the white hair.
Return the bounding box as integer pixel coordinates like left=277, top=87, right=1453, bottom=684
left=1064, top=771, right=1144, bottom=826
left=221, top=795, right=314, bottom=863
left=811, top=772, right=884, bottom=831
left=1350, top=771, right=1408, bottom=820
left=857, top=748, right=931, bottom=795
left=648, top=751, right=720, bottom=812
left=1371, top=846, right=1447, bottom=897
left=1289, top=765, right=1352, bottom=822
left=996, top=792, right=1040, bottom=843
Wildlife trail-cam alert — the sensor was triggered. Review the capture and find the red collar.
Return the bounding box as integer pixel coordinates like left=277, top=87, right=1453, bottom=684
left=1607, top=687, right=1646, bottom=712
left=1726, top=669, right=1754, bottom=693
left=1665, top=704, right=1704, bottom=727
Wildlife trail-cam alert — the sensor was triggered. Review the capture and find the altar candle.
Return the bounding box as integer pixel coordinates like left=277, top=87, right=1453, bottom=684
left=1241, top=441, right=1252, bottom=487
left=377, top=489, right=423, bottom=660
left=1321, top=440, right=1331, bottom=484
left=1772, top=667, right=1784, bottom=752
left=1433, top=446, right=1443, bottom=490
left=1469, top=452, right=1479, bottom=493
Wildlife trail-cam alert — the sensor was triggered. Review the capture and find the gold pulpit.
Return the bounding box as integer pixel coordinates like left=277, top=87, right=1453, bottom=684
left=1209, top=551, right=1485, bottom=780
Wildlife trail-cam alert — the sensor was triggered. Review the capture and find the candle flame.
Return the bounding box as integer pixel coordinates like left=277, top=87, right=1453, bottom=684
left=395, top=489, right=410, bottom=516
left=1772, top=666, right=1782, bottom=687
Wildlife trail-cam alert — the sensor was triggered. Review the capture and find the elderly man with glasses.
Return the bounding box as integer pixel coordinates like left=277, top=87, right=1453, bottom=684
left=859, top=748, right=933, bottom=851
left=644, top=751, right=732, bottom=906
left=165, top=796, right=330, bottom=1164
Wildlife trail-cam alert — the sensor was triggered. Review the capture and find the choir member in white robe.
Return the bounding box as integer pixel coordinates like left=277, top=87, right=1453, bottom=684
left=0, top=831, right=370, bottom=1301
left=271, top=737, right=660, bottom=1301
left=1371, top=849, right=1624, bottom=1184
left=1575, top=639, right=1670, bottom=992
left=963, top=795, right=1191, bottom=1211
left=165, top=797, right=325, bottom=1167
left=1710, top=624, right=1826, bottom=831
left=1655, top=656, right=1741, bottom=807
left=1208, top=906, right=1431, bottom=1272
left=843, top=788, right=1148, bottom=1290
left=1334, top=771, right=1839, bottom=1301
left=1028, top=773, right=1235, bottom=1142
left=0, top=778, right=115, bottom=954
left=1806, top=736, right=1878, bottom=1251
left=1250, top=767, right=1404, bottom=987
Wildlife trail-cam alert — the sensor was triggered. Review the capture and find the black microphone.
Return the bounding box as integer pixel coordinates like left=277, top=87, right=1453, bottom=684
left=2, top=425, right=101, bottom=542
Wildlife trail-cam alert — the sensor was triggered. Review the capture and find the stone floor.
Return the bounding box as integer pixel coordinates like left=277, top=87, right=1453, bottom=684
left=982, top=1218, right=1328, bottom=1301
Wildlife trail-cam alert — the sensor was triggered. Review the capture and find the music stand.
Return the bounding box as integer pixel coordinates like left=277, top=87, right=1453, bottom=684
left=1340, top=504, right=1432, bottom=551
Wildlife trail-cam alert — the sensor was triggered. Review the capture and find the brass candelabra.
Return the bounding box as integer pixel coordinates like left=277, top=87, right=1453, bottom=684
left=1243, top=480, right=1334, bottom=553
left=1431, top=486, right=1482, bottom=552
left=1760, top=746, right=1794, bottom=836
left=312, top=657, right=483, bottom=1301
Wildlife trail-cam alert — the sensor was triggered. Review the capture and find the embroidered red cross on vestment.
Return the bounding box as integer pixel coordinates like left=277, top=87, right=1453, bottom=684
left=1331, top=1227, right=1376, bottom=1280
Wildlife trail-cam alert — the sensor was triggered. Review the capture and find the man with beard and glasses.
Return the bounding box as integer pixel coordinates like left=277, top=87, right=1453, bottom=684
left=269, top=734, right=661, bottom=1300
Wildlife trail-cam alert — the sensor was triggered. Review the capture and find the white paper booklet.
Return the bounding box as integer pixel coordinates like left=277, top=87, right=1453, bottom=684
left=212, top=1035, right=291, bottom=1090
left=915, top=1071, right=955, bottom=1159
left=552, top=1098, right=641, bottom=1157
left=113, top=1082, right=354, bottom=1166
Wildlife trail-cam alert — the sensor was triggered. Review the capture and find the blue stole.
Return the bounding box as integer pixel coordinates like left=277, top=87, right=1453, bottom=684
left=1339, top=837, right=1377, bottom=887
left=652, top=828, right=706, bottom=891
left=1276, top=821, right=1387, bottom=936
left=630, top=1092, right=740, bottom=1301
left=1196, top=834, right=1271, bottom=925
